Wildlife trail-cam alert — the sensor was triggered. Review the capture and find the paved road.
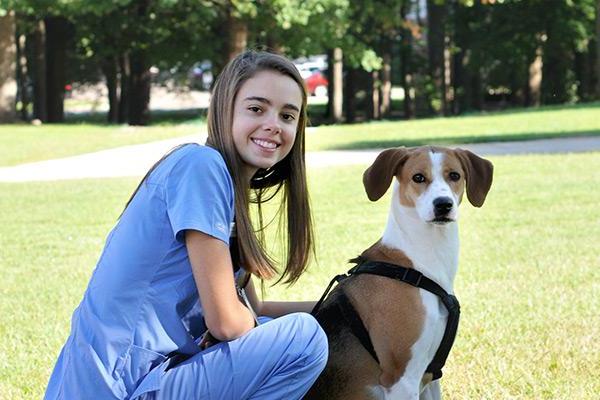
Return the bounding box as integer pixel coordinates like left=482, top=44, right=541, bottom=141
left=1, top=134, right=599, bottom=182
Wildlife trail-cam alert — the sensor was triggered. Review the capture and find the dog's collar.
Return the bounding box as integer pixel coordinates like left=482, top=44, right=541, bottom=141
left=312, top=258, right=461, bottom=381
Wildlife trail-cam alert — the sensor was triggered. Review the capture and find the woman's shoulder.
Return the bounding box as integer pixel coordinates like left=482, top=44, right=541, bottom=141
left=181, top=143, right=225, bottom=163
left=172, top=143, right=229, bottom=173
left=149, top=143, right=229, bottom=183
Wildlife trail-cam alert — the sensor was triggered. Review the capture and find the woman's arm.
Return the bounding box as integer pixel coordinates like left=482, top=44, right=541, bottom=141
left=260, top=301, right=317, bottom=317
left=186, top=230, right=255, bottom=341
left=244, top=278, right=317, bottom=318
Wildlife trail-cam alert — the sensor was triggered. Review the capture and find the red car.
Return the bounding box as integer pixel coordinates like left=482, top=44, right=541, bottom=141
left=305, top=71, right=328, bottom=97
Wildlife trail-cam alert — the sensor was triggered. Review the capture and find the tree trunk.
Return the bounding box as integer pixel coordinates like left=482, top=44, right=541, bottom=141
left=16, top=29, right=29, bottom=121
left=427, top=0, right=447, bottom=115
left=0, top=10, right=17, bottom=122
left=541, top=39, right=571, bottom=104
left=29, top=20, right=46, bottom=122
left=470, top=71, right=483, bottom=111
left=576, top=42, right=594, bottom=102
left=451, top=1, right=463, bottom=114
left=508, top=66, right=524, bottom=107
left=265, top=32, right=283, bottom=54
left=102, top=56, right=119, bottom=123
left=400, top=3, right=415, bottom=119
left=595, top=0, right=600, bottom=98
left=326, top=47, right=343, bottom=123
left=45, top=16, right=72, bottom=123
left=128, top=49, right=151, bottom=125
left=212, top=4, right=248, bottom=80
left=227, top=14, right=248, bottom=61
left=443, top=34, right=453, bottom=114
left=380, top=47, right=392, bottom=118
left=344, top=67, right=357, bottom=123
left=526, top=45, right=543, bottom=107
left=367, top=70, right=381, bottom=120
left=452, top=49, right=465, bottom=114
left=126, top=0, right=152, bottom=126
left=118, top=53, right=130, bottom=124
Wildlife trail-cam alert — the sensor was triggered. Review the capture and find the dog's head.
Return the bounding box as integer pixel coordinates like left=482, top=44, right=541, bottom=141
left=363, top=146, right=493, bottom=224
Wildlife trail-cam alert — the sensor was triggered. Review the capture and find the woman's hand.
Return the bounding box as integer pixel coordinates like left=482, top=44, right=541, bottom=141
left=198, top=330, right=221, bottom=350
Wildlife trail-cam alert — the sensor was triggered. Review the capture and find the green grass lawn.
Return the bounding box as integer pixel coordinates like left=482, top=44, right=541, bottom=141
left=1, top=102, right=599, bottom=166
left=1, top=152, right=598, bottom=398
left=306, top=102, right=600, bottom=151
left=0, top=120, right=204, bottom=167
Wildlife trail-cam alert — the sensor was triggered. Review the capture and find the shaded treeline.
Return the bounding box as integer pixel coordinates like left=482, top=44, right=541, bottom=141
left=0, top=0, right=599, bottom=125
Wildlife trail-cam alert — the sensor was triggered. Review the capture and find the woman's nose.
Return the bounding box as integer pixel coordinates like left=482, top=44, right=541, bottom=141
left=263, top=113, right=282, bottom=134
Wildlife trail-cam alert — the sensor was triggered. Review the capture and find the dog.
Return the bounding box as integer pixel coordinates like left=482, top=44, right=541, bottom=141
left=305, top=146, right=493, bottom=400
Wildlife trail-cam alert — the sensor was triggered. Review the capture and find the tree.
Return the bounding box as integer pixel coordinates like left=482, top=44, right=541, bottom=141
left=44, top=16, right=73, bottom=122
left=427, top=0, right=449, bottom=115
left=400, top=1, right=417, bottom=119
left=595, top=0, right=600, bottom=98
left=328, top=47, right=343, bottom=123
left=0, top=8, right=17, bottom=122
left=73, top=0, right=217, bottom=124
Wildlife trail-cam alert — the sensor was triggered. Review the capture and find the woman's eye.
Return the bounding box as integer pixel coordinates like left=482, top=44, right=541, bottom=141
left=248, top=106, right=262, bottom=113
left=282, top=113, right=296, bottom=121
left=449, top=172, right=461, bottom=181
left=412, top=173, right=426, bottom=183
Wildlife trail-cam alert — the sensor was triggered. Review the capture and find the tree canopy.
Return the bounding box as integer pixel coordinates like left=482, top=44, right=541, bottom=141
left=0, top=0, right=598, bottom=125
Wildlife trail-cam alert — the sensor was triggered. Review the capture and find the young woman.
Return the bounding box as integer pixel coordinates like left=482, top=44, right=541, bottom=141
left=44, top=50, right=328, bottom=400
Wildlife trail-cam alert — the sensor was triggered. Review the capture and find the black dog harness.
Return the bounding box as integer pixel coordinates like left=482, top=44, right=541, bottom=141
left=312, top=259, right=460, bottom=380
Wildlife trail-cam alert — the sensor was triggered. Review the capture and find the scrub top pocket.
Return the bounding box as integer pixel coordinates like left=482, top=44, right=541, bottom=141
left=121, top=345, right=168, bottom=396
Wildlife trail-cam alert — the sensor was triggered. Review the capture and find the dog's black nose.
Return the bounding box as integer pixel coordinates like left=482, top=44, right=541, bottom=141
left=433, top=197, right=453, bottom=216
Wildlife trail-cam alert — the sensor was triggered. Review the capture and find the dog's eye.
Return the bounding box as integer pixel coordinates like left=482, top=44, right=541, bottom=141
left=412, top=173, right=426, bottom=183
left=449, top=172, right=461, bottom=182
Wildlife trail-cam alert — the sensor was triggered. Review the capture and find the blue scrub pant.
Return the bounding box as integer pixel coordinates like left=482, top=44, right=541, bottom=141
left=149, top=313, right=328, bottom=400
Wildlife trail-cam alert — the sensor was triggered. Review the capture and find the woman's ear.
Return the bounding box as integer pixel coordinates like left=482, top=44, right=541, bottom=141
left=363, top=147, right=410, bottom=201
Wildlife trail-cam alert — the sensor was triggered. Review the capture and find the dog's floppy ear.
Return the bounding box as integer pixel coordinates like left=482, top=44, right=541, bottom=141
left=363, top=147, right=410, bottom=201
left=454, top=149, right=494, bottom=207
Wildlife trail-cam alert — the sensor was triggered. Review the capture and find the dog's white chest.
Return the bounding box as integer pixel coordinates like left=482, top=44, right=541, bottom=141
left=374, top=290, right=447, bottom=400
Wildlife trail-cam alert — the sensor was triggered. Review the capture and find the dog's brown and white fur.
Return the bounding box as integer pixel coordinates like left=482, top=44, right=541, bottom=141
left=306, top=146, right=493, bottom=400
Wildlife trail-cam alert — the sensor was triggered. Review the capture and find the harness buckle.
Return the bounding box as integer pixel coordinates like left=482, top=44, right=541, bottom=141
left=401, top=268, right=423, bottom=287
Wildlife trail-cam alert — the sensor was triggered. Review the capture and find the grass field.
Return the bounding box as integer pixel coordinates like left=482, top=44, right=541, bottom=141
left=1, top=152, right=598, bottom=398
left=0, top=120, right=204, bottom=167
left=1, top=102, right=599, bottom=166
left=306, top=102, right=600, bottom=151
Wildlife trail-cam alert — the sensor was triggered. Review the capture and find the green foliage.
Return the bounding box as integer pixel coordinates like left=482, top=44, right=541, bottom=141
left=5, top=0, right=599, bottom=117
left=453, top=0, right=597, bottom=104
left=248, top=0, right=351, bottom=57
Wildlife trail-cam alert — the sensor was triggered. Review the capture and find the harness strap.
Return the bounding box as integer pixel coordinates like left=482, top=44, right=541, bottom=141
left=351, top=261, right=460, bottom=380
left=312, top=273, right=349, bottom=315
left=313, top=259, right=460, bottom=381
left=334, top=290, right=380, bottom=364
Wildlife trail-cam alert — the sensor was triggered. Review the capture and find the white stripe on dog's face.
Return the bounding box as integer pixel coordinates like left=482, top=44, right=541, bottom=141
left=396, top=149, right=465, bottom=224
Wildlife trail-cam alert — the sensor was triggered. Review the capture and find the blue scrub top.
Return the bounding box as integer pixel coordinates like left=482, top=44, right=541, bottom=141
left=45, top=144, right=236, bottom=399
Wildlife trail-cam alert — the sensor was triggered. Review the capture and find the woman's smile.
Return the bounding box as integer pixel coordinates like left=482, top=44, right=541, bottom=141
left=251, top=137, right=280, bottom=151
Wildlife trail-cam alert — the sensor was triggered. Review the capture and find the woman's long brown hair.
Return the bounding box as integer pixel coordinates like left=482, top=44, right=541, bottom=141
left=206, top=50, right=314, bottom=284
left=123, top=50, right=314, bottom=285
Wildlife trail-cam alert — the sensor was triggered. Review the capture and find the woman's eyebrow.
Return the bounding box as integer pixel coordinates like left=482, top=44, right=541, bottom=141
left=243, top=96, right=300, bottom=112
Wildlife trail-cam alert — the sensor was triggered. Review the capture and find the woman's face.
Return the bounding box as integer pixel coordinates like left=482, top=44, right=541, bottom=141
left=231, top=70, right=303, bottom=182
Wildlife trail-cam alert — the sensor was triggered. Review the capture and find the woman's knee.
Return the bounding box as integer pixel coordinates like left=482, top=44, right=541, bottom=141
left=279, top=312, right=328, bottom=367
